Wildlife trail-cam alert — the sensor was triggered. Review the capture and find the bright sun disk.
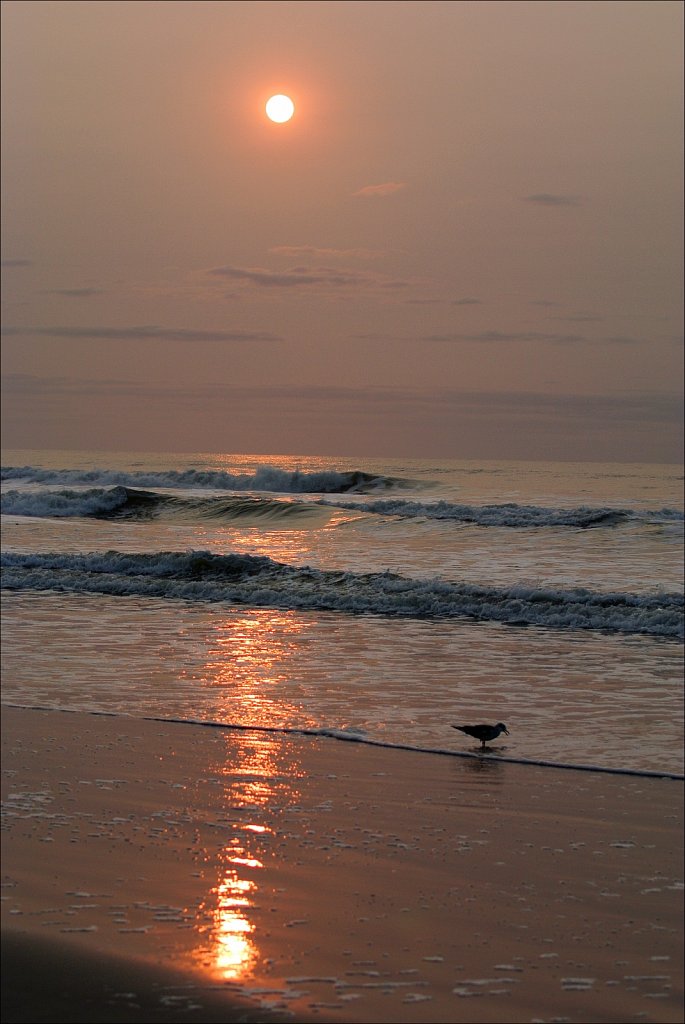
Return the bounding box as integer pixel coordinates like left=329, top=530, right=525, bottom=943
left=265, top=94, right=294, bottom=123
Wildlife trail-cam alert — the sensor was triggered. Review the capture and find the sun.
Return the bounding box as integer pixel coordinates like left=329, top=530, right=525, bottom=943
left=265, top=94, right=294, bottom=123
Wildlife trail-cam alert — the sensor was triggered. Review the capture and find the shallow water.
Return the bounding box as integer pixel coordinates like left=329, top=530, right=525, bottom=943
left=2, top=590, right=682, bottom=774
left=2, top=451, right=683, bottom=774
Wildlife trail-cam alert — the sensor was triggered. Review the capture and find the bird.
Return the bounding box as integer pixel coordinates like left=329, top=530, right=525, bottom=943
left=452, top=722, right=509, bottom=749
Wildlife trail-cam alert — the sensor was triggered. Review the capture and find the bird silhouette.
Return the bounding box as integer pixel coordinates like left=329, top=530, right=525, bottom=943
left=452, top=722, right=509, bottom=749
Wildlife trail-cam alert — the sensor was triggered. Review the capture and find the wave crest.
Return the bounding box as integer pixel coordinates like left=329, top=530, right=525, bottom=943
left=1, top=464, right=405, bottom=493
left=319, top=498, right=683, bottom=528
left=1, top=487, right=328, bottom=524
left=2, top=549, right=682, bottom=639
left=5, top=487, right=682, bottom=531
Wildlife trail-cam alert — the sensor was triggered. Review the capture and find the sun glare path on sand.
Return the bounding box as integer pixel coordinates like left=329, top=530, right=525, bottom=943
left=265, top=94, right=294, bottom=123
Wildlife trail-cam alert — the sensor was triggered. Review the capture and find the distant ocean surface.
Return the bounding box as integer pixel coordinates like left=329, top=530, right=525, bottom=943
left=2, top=450, right=683, bottom=775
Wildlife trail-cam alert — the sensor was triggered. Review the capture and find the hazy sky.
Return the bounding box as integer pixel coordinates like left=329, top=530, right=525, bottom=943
left=1, top=0, right=682, bottom=461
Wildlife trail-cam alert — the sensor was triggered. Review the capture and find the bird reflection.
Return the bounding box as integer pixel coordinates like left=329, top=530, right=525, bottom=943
left=456, top=753, right=506, bottom=778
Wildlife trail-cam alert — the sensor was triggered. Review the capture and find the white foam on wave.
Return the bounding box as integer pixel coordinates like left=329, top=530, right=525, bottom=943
left=0, top=487, right=328, bottom=524
left=1, top=486, right=132, bottom=519
left=1, top=464, right=401, bottom=494
left=2, top=548, right=683, bottom=638
left=319, top=498, right=683, bottom=529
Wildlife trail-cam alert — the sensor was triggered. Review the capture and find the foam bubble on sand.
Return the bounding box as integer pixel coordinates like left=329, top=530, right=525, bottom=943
left=561, top=977, right=596, bottom=990
left=456, top=978, right=520, bottom=986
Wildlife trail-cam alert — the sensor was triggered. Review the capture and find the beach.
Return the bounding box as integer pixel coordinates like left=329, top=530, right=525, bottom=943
left=3, top=0, right=683, bottom=1015
left=2, top=706, right=682, bottom=1023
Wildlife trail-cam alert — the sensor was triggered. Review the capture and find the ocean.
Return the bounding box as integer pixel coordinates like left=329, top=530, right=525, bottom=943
left=1, top=450, right=683, bottom=777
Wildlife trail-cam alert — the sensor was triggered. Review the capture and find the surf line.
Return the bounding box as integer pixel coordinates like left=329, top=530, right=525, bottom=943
left=5, top=704, right=684, bottom=782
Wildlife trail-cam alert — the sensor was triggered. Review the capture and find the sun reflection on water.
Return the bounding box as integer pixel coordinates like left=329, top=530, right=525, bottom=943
left=193, top=728, right=305, bottom=982
left=197, top=609, right=320, bottom=732
left=211, top=860, right=259, bottom=979
left=183, top=600, right=316, bottom=981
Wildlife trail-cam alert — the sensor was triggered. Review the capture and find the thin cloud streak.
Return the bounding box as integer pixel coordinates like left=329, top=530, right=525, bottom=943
left=549, top=314, right=603, bottom=323
left=269, top=245, right=388, bottom=260
left=48, top=288, right=105, bottom=298
left=4, top=377, right=680, bottom=460
left=524, top=193, right=582, bottom=206
left=352, top=182, right=407, bottom=199
left=357, top=330, right=646, bottom=345
left=3, top=373, right=680, bottom=424
left=208, top=265, right=408, bottom=290
left=421, top=331, right=586, bottom=343
left=1, top=325, right=280, bottom=342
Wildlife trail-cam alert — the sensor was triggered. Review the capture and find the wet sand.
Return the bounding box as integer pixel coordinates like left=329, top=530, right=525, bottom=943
left=2, top=706, right=683, bottom=1023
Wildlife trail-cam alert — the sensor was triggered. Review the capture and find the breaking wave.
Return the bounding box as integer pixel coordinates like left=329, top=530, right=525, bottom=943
left=319, top=498, right=684, bottom=528
left=3, top=486, right=682, bottom=532
left=0, top=487, right=328, bottom=524
left=2, top=550, right=682, bottom=639
left=1, top=464, right=405, bottom=494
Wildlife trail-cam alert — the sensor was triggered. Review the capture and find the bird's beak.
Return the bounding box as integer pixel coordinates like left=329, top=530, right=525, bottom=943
left=504, top=728, right=510, bottom=734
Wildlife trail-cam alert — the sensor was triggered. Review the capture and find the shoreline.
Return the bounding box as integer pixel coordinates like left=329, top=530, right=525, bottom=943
left=2, top=706, right=683, bottom=1023
left=5, top=703, right=684, bottom=781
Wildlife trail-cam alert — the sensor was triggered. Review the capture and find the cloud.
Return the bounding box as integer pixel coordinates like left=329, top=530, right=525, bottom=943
left=452, top=298, right=482, bottom=306
left=1, top=325, right=280, bottom=342
left=351, top=181, right=407, bottom=199
left=419, top=330, right=586, bottom=344
left=524, top=193, right=582, bottom=206
left=209, top=265, right=371, bottom=288
left=49, top=288, right=104, bottom=298
left=208, top=264, right=408, bottom=291
left=1, top=373, right=155, bottom=398
left=3, top=373, right=680, bottom=428
left=549, top=314, right=603, bottom=323
left=4, top=375, right=680, bottom=461
left=269, top=245, right=387, bottom=260
left=1, top=258, right=32, bottom=267
left=358, top=329, right=647, bottom=346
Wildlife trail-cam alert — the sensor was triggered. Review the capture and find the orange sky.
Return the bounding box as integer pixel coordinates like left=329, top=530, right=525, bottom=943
left=1, top=0, right=682, bottom=461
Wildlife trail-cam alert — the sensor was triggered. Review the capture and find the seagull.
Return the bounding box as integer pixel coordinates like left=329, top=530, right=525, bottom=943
left=452, top=722, right=509, bottom=749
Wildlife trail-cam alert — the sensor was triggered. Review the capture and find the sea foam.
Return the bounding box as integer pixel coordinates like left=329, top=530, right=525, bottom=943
left=318, top=498, right=683, bottom=528
left=2, top=549, right=682, bottom=639
left=1, top=464, right=402, bottom=493
left=3, top=486, right=681, bottom=531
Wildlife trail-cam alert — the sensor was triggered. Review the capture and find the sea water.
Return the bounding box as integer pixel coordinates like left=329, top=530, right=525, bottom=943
left=1, top=450, right=683, bottom=775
